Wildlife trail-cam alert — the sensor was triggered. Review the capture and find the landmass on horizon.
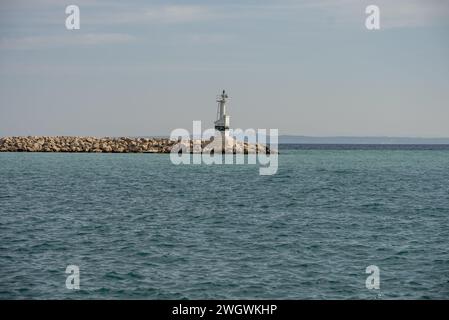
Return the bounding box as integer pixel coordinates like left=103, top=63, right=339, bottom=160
left=277, top=136, right=449, bottom=144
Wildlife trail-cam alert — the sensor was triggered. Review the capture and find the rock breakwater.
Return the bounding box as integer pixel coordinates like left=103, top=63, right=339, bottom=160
left=0, top=136, right=174, bottom=153
left=0, top=136, right=274, bottom=154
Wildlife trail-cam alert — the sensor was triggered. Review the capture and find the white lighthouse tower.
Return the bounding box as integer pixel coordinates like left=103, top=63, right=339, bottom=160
left=214, top=90, right=230, bottom=135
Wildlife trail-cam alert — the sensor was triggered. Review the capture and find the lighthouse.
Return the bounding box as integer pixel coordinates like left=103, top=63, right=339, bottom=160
left=214, top=90, right=230, bottom=135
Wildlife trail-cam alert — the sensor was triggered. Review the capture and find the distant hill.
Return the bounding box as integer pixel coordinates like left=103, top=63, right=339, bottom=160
left=279, top=136, right=449, bottom=144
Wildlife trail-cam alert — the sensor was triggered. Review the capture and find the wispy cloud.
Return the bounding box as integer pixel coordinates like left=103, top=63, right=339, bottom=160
left=81, top=4, right=215, bottom=25
left=0, top=33, right=136, bottom=50
left=1, top=1, right=448, bottom=51
left=84, top=1, right=449, bottom=29
left=304, top=0, right=449, bottom=29
left=144, top=5, right=212, bottom=23
left=3, top=1, right=448, bottom=30
left=378, top=0, right=449, bottom=29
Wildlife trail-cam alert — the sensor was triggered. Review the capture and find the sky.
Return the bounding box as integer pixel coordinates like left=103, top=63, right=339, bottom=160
left=0, top=0, right=448, bottom=137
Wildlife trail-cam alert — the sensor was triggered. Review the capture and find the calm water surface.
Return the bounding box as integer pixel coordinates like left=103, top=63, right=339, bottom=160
left=1, top=145, right=448, bottom=299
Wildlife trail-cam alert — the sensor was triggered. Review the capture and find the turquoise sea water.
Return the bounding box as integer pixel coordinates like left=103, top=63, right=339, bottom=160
left=1, top=146, right=449, bottom=299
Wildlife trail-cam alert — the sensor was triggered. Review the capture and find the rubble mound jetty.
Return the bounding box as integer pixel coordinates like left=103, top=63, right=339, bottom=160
left=0, top=136, right=275, bottom=154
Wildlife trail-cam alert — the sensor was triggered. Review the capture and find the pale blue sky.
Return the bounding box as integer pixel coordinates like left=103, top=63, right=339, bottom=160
left=1, top=0, right=448, bottom=137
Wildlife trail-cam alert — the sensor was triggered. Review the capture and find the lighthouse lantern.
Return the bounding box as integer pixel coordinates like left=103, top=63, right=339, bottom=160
left=214, top=90, right=230, bottom=134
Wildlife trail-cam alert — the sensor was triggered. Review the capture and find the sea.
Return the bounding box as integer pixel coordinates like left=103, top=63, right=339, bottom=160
left=1, top=144, right=448, bottom=299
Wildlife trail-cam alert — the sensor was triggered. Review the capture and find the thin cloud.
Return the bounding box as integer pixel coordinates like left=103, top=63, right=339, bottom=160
left=0, top=33, right=136, bottom=50
left=3, top=1, right=448, bottom=29
left=304, top=0, right=449, bottom=29
left=85, top=1, right=449, bottom=28
left=144, top=5, right=213, bottom=23
left=82, top=4, right=215, bottom=25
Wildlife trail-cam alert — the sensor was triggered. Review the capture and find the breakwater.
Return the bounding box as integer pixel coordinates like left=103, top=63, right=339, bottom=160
left=0, top=136, right=174, bottom=153
left=0, top=136, right=273, bottom=153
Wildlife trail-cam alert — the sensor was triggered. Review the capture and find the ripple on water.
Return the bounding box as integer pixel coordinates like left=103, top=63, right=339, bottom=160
left=0, top=151, right=448, bottom=299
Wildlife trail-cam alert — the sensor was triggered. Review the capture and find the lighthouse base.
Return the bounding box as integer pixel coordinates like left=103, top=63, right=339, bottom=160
left=173, top=134, right=273, bottom=155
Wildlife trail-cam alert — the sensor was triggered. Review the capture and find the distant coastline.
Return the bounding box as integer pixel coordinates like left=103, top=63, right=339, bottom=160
left=278, top=136, right=449, bottom=144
